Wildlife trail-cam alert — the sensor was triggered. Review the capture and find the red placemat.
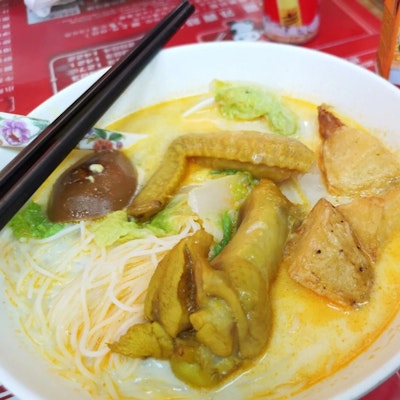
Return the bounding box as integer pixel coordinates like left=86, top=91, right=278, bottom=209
left=2, top=0, right=399, bottom=399
left=0, top=0, right=383, bottom=114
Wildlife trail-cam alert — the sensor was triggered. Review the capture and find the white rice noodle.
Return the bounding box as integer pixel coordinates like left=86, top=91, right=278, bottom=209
left=0, top=217, right=200, bottom=396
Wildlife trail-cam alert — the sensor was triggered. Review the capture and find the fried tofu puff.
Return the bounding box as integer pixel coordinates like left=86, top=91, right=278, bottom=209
left=318, top=106, right=400, bottom=196
left=338, top=187, right=400, bottom=261
left=284, top=198, right=373, bottom=308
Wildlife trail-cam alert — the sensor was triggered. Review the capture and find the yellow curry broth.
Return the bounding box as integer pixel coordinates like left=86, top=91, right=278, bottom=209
left=103, top=94, right=400, bottom=396
left=107, top=94, right=319, bottom=182
left=11, top=92, right=400, bottom=399
left=260, top=239, right=400, bottom=395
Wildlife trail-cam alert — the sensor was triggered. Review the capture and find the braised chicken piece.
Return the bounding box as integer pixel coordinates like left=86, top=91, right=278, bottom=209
left=284, top=198, right=373, bottom=307
left=110, top=180, right=292, bottom=387
left=318, top=106, right=400, bottom=196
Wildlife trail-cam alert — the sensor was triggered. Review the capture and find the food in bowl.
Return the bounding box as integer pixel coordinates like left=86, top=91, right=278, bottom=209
left=2, top=78, right=400, bottom=398
left=1, top=43, right=400, bottom=400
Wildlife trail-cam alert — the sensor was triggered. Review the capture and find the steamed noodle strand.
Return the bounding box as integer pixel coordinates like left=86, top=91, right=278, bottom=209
left=0, top=217, right=200, bottom=397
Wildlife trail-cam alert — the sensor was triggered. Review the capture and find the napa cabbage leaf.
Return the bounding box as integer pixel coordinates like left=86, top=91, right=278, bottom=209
left=212, top=79, right=298, bottom=135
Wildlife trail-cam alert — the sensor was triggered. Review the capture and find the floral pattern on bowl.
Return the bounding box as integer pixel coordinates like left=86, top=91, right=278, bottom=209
left=0, top=112, right=144, bottom=150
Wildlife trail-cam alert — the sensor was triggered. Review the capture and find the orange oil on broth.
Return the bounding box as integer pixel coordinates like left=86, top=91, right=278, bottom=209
left=250, top=239, right=400, bottom=397
left=104, top=94, right=400, bottom=397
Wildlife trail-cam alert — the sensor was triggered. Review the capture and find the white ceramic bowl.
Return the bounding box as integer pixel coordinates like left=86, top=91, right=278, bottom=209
left=1, top=41, right=400, bottom=400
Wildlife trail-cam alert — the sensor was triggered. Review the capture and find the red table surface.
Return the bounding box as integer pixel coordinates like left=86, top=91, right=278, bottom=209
left=1, top=0, right=399, bottom=399
left=0, top=0, right=384, bottom=114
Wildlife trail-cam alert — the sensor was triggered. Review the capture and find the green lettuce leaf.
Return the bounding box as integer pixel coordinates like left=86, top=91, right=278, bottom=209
left=211, top=210, right=235, bottom=258
left=87, top=210, right=162, bottom=247
left=88, top=195, right=193, bottom=247
left=212, top=79, right=298, bottom=135
left=8, top=201, right=67, bottom=239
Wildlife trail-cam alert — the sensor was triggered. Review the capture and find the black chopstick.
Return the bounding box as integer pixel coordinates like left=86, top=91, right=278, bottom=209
left=0, top=0, right=195, bottom=231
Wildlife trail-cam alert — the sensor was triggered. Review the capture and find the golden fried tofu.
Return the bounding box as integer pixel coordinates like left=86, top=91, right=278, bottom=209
left=285, top=198, right=373, bottom=307
left=338, top=187, right=400, bottom=261
left=318, top=106, right=400, bottom=196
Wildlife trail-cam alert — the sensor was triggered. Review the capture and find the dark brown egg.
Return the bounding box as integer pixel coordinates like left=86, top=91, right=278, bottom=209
left=47, top=150, right=138, bottom=222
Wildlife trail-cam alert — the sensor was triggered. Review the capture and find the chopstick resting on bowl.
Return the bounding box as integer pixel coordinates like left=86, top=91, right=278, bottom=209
left=0, top=0, right=195, bottom=231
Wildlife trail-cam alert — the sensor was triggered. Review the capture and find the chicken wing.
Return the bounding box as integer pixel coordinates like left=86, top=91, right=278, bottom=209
left=128, top=131, right=314, bottom=220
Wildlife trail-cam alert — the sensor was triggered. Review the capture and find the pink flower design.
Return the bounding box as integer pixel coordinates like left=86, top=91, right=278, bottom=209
left=1, top=120, right=31, bottom=146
